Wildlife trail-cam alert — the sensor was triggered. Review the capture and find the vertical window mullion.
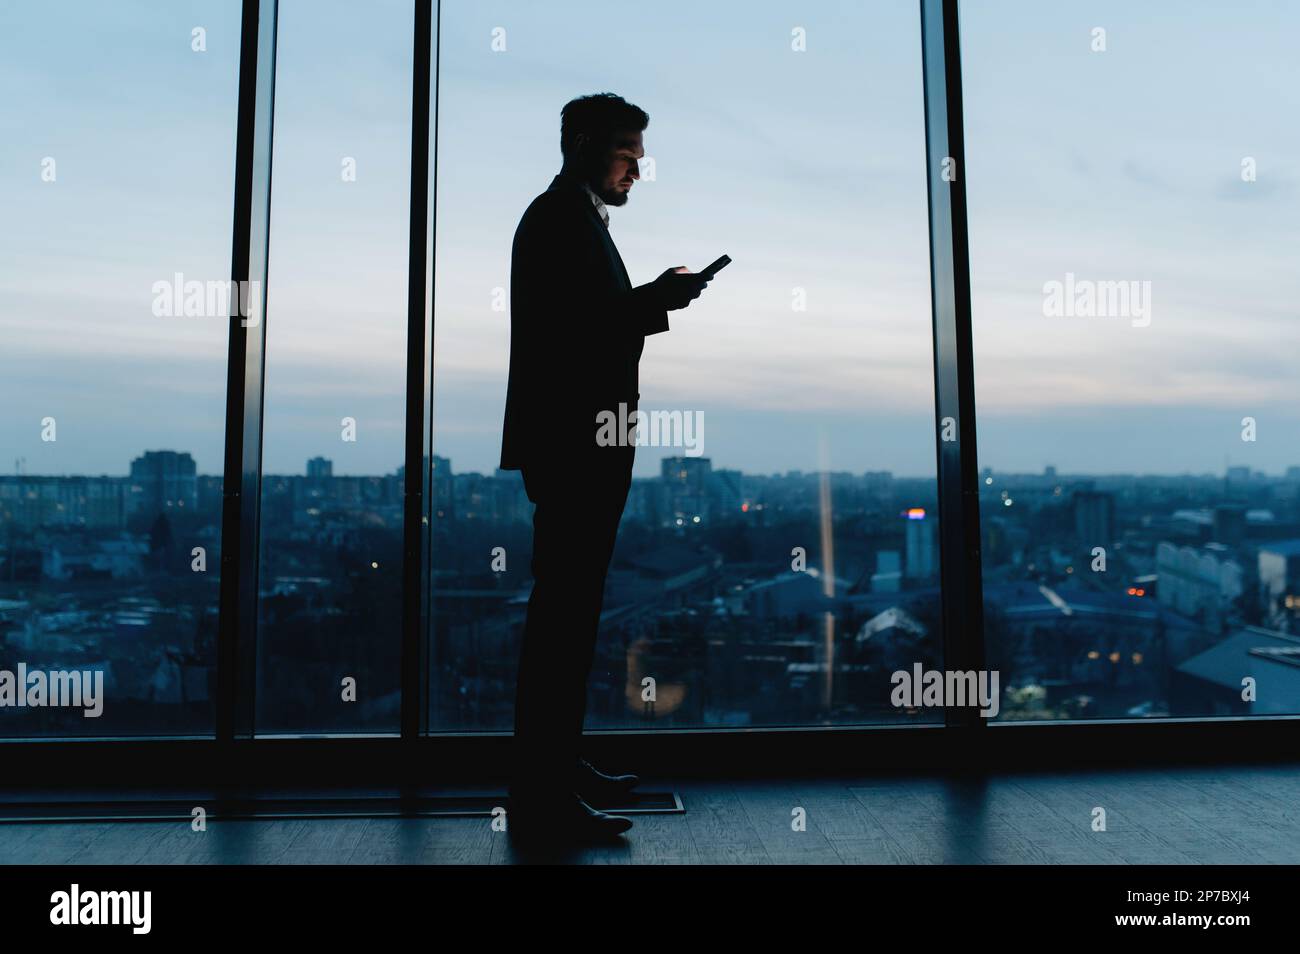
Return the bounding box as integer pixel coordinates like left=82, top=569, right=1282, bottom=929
left=920, top=0, right=986, bottom=728
left=218, top=0, right=279, bottom=743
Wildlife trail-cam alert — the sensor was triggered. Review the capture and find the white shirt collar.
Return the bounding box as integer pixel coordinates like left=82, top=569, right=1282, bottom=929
left=581, top=182, right=610, bottom=228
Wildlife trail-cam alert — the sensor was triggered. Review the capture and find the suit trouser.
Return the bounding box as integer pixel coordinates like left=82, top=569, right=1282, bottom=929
left=512, top=442, right=634, bottom=796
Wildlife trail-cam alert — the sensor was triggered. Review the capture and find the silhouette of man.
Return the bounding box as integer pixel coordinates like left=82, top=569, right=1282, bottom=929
left=500, top=93, right=709, bottom=841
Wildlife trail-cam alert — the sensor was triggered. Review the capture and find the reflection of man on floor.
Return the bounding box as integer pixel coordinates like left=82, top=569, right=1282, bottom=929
left=499, top=93, right=710, bottom=842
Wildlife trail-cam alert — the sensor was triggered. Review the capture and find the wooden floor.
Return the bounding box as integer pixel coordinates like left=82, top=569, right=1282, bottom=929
left=4, top=764, right=1299, bottom=864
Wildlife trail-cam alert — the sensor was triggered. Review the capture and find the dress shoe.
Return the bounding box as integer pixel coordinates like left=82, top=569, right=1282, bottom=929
left=575, top=758, right=640, bottom=808
left=509, top=790, right=633, bottom=843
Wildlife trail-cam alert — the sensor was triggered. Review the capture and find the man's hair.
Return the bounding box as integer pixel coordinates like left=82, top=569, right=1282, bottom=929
left=560, top=93, right=649, bottom=160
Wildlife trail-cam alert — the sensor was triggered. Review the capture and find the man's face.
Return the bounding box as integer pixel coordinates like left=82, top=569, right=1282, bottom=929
left=583, top=129, right=643, bottom=207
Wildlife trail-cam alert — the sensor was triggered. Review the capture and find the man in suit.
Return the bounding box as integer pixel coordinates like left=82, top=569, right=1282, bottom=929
left=500, top=93, right=710, bottom=841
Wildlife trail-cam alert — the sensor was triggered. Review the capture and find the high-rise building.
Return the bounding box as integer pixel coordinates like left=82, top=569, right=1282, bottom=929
left=127, top=451, right=197, bottom=516
left=710, top=468, right=744, bottom=516
left=662, top=456, right=712, bottom=527
left=307, top=456, right=333, bottom=479
left=905, top=509, right=936, bottom=579
left=1072, top=490, right=1115, bottom=554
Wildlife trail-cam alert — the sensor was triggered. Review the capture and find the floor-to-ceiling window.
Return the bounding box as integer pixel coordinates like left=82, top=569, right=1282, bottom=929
left=0, top=0, right=242, bottom=736
left=963, top=0, right=1300, bottom=720
left=254, top=0, right=414, bottom=735
left=425, top=0, right=944, bottom=732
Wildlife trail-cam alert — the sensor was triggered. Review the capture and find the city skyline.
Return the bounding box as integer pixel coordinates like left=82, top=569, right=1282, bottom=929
left=9, top=445, right=1300, bottom=482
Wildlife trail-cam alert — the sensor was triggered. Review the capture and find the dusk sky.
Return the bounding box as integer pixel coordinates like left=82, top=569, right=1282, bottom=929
left=3, top=0, right=1297, bottom=481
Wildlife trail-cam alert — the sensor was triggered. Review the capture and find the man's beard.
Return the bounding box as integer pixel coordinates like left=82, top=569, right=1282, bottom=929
left=594, top=182, right=629, bottom=206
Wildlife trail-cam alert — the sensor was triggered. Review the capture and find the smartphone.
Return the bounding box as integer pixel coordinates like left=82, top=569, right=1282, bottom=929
left=698, top=254, right=731, bottom=279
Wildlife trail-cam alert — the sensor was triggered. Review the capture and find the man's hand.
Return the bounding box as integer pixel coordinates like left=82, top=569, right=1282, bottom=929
left=648, top=266, right=710, bottom=311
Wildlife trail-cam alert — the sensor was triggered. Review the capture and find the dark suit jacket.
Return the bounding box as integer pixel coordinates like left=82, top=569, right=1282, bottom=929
left=499, top=172, right=670, bottom=471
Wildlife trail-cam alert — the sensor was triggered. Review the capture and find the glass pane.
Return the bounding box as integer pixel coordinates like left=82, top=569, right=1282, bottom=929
left=964, top=0, right=1300, bottom=720
left=428, top=0, right=941, bottom=732
left=0, top=1, right=240, bottom=736
left=254, top=0, right=413, bottom=735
